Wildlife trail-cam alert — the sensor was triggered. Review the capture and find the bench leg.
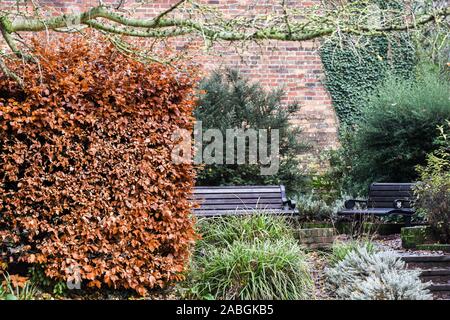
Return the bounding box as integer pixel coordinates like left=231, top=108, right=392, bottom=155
left=404, top=215, right=412, bottom=227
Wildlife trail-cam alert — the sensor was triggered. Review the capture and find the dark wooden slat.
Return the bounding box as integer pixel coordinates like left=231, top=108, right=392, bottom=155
left=370, top=191, right=412, bottom=197
left=191, top=193, right=281, bottom=201
left=371, top=183, right=415, bottom=186
left=338, top=208, right=393, bottom=214
left=193, top=198, right=282, bottom=205
left=193, top=190, right=281, bottom=196
left=369, top=196, right=412, bottom=202
left=194, top=185, right=281, bottom=189
left=197, top=203, right=284, bottom=210
left=338, top=209, right=413, bottom=216
left=370, top=184, right=414, bottom=192
left=369, top=187, right=413, bottom=192
left=194, top=209, right=296, bottom=217
left=372, top=183, right=415, bottom=185
left=368, top=202, right=412, bottom=208
left=369, top=191, right=413, bottom=198
left=190, top=196, right=281, bottom=203
left=371, top=183, right=414, bottom=187
left=368, top=200, right=412, bottom=206
left=369, top=202, right=412, bottom=206
left=193, top=187, right=281, bottom=194
left=195, top=185, right=279, bottom=189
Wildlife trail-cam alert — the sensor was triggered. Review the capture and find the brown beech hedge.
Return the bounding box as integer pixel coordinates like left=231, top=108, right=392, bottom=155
left=0, top=35, right=198, bottom=295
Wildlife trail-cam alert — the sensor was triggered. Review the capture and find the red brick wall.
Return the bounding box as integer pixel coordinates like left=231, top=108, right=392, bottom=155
left=1, top=0, right=340, bottom=161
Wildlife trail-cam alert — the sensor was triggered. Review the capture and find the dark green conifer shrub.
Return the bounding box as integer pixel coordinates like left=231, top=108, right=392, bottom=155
left=195, top=69, right=308, bottom=192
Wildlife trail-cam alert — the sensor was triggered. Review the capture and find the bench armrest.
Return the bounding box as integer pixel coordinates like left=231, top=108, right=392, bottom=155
left=280, top=185, right=296, bottom=210
left=288, top=199, right=296, bottom=209
left=344, top=199, right=368, bottom=210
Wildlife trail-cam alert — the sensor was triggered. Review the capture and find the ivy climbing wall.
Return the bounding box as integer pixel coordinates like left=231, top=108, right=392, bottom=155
left=320, top=0, right=417, bottom=125
left=320, top=35, right=416, bottom=125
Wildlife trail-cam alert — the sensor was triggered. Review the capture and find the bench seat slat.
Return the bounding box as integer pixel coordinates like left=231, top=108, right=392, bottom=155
left=338, top=208, right=414, bottom=216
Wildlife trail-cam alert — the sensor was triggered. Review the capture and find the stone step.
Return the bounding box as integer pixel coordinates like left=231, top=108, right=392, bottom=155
left=401, top=255, right=450, bottom=269
left=420, top=269, right=450, bottom=276
left=427, top=282, right=450, bottom=300
left=420, top=268, right=450, bottom=284
left=428, top=284, right=450, bottom=292
left=431, top=291, right=450, bottom=300
left=399, top=255, right=450, bottom=300
left=401, top=255, right=450, bottom=263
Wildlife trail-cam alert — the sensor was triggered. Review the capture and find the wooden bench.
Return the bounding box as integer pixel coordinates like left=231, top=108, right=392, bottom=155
left=337, top=183, right=415, bottom=226
left=192, top=185, right=298, bottom=217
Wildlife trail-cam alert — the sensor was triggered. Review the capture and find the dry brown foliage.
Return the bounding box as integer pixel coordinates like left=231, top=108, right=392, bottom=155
left=0, top=34, right=198, bottom=296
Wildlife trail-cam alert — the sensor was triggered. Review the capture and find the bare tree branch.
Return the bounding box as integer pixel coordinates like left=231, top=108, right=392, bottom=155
left=0, top=0, right=448, bottom=85
left=3, top=3, right=448, bottom=39
left=0, top=54, right=23, bottom=87
left=115, top=0, right=126, bottom=10
left=153, top=0, right=187, bottom=24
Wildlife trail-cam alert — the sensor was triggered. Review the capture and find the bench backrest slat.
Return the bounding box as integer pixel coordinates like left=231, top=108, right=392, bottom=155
left=194, top=186, right=281, bottom=194
left=368, top=183, right=414, bottom=208
left=192, top=185, right=294, bottom=216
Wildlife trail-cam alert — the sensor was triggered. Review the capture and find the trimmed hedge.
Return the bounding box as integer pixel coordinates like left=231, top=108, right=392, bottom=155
left=0, top=35, right=198, bottom=295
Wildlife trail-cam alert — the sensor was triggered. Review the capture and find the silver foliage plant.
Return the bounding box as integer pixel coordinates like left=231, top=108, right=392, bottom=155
left=326, top=247, right=433, bottom=300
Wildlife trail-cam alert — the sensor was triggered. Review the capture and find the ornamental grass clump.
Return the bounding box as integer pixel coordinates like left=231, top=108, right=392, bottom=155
left=190, top=238, right=313, bottom=300
left=0, top=35, right=198, bottom=296
left=186, top=214, right=314, bottom=300
left=326, top=246, right=432, bottom=300
left=196, top=213, right=293, bottom=249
